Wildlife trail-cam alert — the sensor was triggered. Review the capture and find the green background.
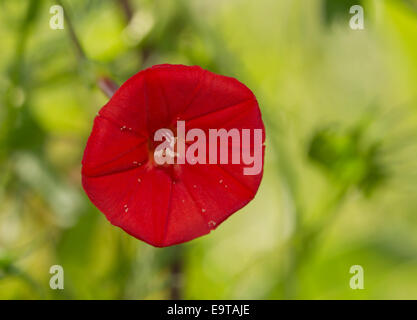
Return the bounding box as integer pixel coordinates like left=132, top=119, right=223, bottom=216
left=1, top=0, right=417, bottom=299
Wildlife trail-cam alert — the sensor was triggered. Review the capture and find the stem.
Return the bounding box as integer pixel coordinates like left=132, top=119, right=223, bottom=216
left=58, top=0, right=120, bottom=98
left=115, top=0, right=151, bottom=65
left=118, top=0, right=134, bottom=22
left=97, top=77, right=119, bottom=98
left=169, top=250, right=183, bottom=300
left=56, top=0, right=86, bottom=60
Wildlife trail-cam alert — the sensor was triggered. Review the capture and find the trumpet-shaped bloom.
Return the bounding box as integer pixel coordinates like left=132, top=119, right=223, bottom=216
left=82, top=64, right=265, bottom=247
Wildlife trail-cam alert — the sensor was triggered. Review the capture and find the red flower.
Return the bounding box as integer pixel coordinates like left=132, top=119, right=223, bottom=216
left=82, top=64, right=265, bottom=247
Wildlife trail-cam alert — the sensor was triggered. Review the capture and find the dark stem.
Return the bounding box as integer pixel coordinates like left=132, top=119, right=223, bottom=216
left=58, top=1, right=119, bottom=98
left=169, top=246, right=184, bottom=300
left=97, top=77, right=119, bottom=98
left=115, top=0, right=151, bottom=65
left=56, top=0, right=86, bottom=60
left=118, top=0, right=134, bottom=22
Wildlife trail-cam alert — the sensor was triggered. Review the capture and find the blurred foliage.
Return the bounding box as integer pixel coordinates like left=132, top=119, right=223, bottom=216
left=308, top=123, right=387, bottom=196
left=0, top=0, right=417, bottom=299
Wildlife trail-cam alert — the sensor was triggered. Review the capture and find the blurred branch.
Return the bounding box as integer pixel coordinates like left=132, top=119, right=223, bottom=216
left=115, top=0, right=152, bottom=66
left=57, top=0, right=119, bottom=98
left=169, top=246, right=184, bottom=300
left=56, top=0, right=85, bottom=60
left=118, top=0, right=134, bottom=22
